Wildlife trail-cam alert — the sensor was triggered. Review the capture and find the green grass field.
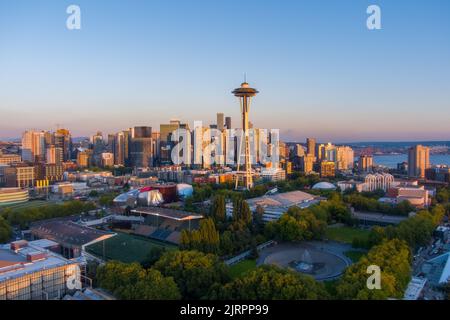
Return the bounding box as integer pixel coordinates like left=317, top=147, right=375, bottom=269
left=325, top=226, right=370, bottom=244
left=229, top=259, right=257, bottom=279
left=86, top=232, right=177, bottom=263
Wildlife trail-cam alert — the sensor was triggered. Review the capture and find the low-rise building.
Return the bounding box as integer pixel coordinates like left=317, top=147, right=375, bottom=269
left=227, top=190, right=320, bottom=222
left=0, top=188, right=29, bottom=206
left=0, top=153, right=21, bottom=165
left=0, top=240, right=83, bottom=300
left=30, top=220, right=116, bottom=259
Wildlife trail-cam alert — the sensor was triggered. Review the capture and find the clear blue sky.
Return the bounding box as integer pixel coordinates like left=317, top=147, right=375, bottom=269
left=1, top=0, right=449, bottom=142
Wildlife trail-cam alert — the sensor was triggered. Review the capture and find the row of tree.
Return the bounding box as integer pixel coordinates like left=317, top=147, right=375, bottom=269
left=0, top=200, right=96, bottom=229
left=180, top=196, right=265, bottom=256
left=0, top=216, right=12, bottom=243
left=344, top=192, right=415, bottom=216
left=353, top=205, right=445, bottom=249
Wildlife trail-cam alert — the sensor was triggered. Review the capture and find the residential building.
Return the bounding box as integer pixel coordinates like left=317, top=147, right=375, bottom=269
left=408, top=145, right=430, bottom=178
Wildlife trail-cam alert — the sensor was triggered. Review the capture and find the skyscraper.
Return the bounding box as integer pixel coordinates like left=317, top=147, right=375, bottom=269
left=21, top=130, right=46, bottom=162
left=160, top=122, right=180, bottom=164
left=130, top=126, right=153, bottom=168
left=45, top=145, right=63, bottom=164
left=225, top=117, right=232, bottom=130
left=306, top=138, right=316, bottom=157
left=54, top=129, right=72, bottom=162
left=294, top=144, right=305, bottom=157
left=302, top=154, right=316, bottom=174
left=408, top=145, right=430, bottom=178
left=217, top=113, right=224, bottom=131
left=113, top=130, right=130, bottom=166
left=336, top=146, right=354, bottom=170
left=359, top=155, right=374, bottom=172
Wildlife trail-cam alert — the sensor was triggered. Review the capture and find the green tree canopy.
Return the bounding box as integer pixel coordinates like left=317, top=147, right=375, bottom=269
left=336, top=239, right=411, bottom=300
left=96, top=261, right=181, bottom=300
left=154, top=250, right=230, bottom=299
left=217, top=265, right=328, bottom=300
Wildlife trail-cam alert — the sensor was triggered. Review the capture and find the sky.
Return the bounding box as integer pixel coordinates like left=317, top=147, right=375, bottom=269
left=0, top=0, right=449, bottom=142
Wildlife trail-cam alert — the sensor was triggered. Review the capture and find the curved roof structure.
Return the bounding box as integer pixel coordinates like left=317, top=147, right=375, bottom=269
left=312, top=182, right=337, bottom=190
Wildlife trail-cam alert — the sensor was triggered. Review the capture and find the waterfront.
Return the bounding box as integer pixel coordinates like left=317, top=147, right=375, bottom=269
left=372, top=154, right=450, bottom=168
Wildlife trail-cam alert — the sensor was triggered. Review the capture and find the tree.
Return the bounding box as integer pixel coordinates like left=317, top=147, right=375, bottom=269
left=336, top=239, right=411, bottom=300
left=232, top=198, right=252, bottom=228
left=265, top=206, right=327, bottom=242
left=89, top=190, right=99, bottom=197
left=217, top=265, right=328, bottom=300
left=210, top=195, right=226, bottom=223
left=141, top=246, right=167, bottom=269
left=180, top=218, right=220, bottom=254
left=0, top=216, right=12, bottom=243
left=99, top=193, right=117, bottom=207
left=96, top=261, right=181, bottom=300
left=2, top=200, right=96, bottom=229
left=154, top=250, right=230, bottom=299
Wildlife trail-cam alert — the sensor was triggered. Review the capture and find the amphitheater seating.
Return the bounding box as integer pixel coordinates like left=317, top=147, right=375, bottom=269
left=134, top=225, right=156, bottom=237
left=150, top=228, right=172, bottom=241
left=166, top=231, right=181, bottom=244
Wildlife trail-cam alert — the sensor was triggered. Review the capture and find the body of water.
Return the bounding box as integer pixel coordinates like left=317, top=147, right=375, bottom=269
left=372, top=154, right=450, bottom=169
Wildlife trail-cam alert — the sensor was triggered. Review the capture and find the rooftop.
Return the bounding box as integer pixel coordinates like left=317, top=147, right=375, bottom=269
left=421, top=252, right=450, bottom=285
left=131, top=207, right=204, bottom=221
left=246, top=190, right=316, bottom=209
left=0, top=240, right=75, bottom=282
left=30, top=220, right=115, bottom=247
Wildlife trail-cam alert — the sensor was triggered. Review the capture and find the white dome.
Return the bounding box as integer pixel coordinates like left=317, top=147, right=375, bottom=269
left=312, top=182, right=336, bottom=190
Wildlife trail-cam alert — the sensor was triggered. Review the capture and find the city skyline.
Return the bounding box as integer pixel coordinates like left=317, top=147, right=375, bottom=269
left=1, top=0, right=450, bottom=142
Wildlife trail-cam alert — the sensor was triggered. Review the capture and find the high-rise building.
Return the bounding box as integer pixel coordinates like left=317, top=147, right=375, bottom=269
left=77, top=150, right=92, bottom=168
left=306, top=138, right=316, bottom=157
left=159, top=121, right=189, bottom=165
left=45, top=145, right=63, bottom=164
left=21, top=131, right=46, bottom=162
left=225, top=117, right=232, bottom=129
left=320, top=161, right=336, bottom=178
left=408, top=145, right=430, bottom=178
left=217, top=113, right=224, bottom=131
left=113, top=130, right=130, bottom=166
left=54, top=129, right=72, bottom=162
left=294, top=144, right=305, bottom=157
left=302, top=154, right=316, bottom=174
left=101, top=152, right=114, bottom=167
left=107, top=134, right=115, bottom=153
left=336, top=146, right=354, bottom=170
left=130, top=126, right=153, bottom=168
left=359, top=155, right=374, bottom=172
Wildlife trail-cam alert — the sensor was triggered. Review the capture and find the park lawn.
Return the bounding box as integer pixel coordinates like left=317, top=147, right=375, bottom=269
left=325, top=226, right=370, bottom=244
left=86, top=232, right=177, bottom=263
left=344, top=250, right=366, bottom=263
left=229, top=259, right=257, bottom=279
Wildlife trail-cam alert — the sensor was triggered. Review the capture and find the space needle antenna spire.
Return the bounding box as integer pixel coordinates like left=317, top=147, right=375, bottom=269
left=232, top=79, right=259, bottom=190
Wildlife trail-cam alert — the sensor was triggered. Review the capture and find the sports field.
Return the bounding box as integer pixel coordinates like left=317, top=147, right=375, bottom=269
left=86, top=232, right=176, bottom=263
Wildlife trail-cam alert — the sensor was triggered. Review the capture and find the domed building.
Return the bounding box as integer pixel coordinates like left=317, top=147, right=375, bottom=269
left=312, top=182, right=337, bottom=190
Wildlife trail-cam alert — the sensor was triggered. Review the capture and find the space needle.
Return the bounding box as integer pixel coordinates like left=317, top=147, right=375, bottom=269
left=232, top=80, right=259, bottom=190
